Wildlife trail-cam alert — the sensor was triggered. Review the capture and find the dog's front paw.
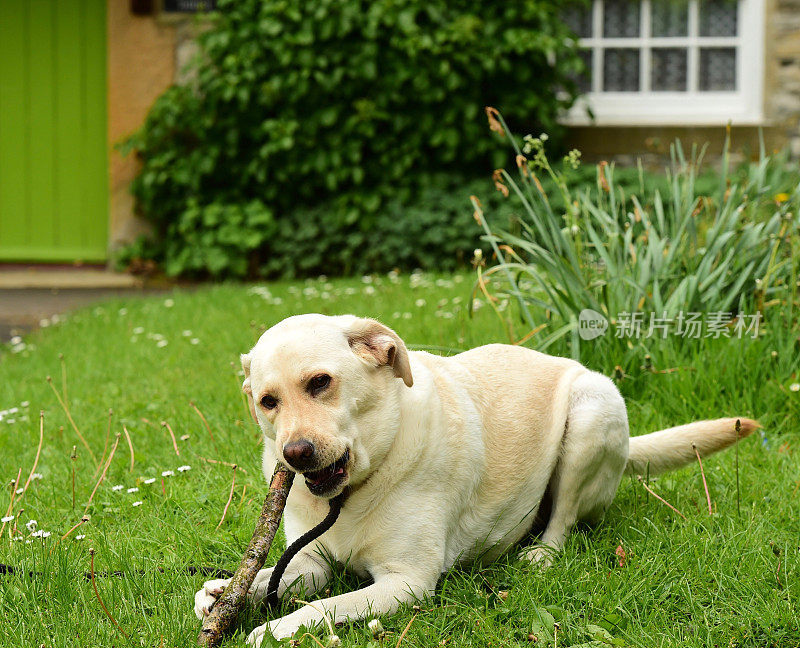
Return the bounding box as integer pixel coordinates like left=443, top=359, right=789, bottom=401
left=246, top=620, right=294, bottom=647
left=193, top=578, right=230, bottom=621
left=246, top=623, right=268, bottom=647
left=249, top=616, right=302, bottom=643
left=520, top=545, right=556, bottom=569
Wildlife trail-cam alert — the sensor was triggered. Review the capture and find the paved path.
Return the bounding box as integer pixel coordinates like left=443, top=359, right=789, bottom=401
left=0, top=268, right=165, bottom=342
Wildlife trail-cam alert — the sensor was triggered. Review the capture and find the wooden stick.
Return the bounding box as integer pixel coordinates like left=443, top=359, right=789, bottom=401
left=198, top=464, right=294, bottom=647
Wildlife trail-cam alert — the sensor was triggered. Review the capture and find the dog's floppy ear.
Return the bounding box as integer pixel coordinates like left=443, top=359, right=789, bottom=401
left=346, top=318, right=413, bottom=387
left=240, top=352, right=258, bottom=422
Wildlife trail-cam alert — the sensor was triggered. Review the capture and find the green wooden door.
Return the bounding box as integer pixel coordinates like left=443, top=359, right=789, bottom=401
left=0, top=0, right=108, bottom=263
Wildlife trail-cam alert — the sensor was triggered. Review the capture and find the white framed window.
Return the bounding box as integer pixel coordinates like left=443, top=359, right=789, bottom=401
left=562, top=0, right=765, bottom=125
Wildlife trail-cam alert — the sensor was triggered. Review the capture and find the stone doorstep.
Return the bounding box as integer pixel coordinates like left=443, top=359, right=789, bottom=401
left=0, top=267, right=142, bottom=290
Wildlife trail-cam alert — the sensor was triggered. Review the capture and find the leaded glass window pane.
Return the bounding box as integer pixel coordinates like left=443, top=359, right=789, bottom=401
left=651, top=2, right=688, bottom=37
left=576, top=49, right=593, bottom=93
left=564, top=3, right=593, bottom=39
left=699, top=0, right=738, bottom=37
left=699, top=47, right=737, bottom=90
left=603, top=0, right=640, bottom=37
left=652, top=48, right=688, bottom=91
left=603, top=48, right=640, bottom=91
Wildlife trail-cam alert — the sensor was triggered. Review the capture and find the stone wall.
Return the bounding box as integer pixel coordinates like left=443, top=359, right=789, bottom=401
left=765, top=0, right=800, bottom=156
left=106, top=3, right=203, bottom=252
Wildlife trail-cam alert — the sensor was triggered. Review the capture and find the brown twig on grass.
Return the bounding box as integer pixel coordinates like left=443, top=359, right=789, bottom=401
left=161, top=421, right=180, bottom=456
left=59, top=353, right=68, bottom=404
left=692, top=442, right=713, bottom=515
left=19, top=411, right=45, bottom=500
left=60, top=515, right=90, bottom=543
left=46, top=375, right=98, bottom=465
left=189, top=400, right=219, bottom=452
left=236, top=485, right=248, bottom=513
left=70, top=445, right=77, bottom=510
left=50, top=515, right=90, bottom=554
left=198, top=456, right=248, bottom=474
left=198, top=464, right=295, bottom=647
left=122, top=425, right=135, bottom=472
left=93, top=409, right=113, bottom=480
left=395, top=614, right=417, bottom=648
left=215, top=465, right=237, bottom=531
left=89, top=548, right=129, bottom=640
left=83, top=434, right=121, bottom=516
left=637, top=475, right=687, bottom=520
left=11, top=508, right=23, bottom=540
left=0, top=468, right=23, bottom=538
left=735, top=419, right=742, bottom=517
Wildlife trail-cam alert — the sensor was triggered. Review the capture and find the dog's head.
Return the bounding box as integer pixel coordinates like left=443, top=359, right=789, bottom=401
left=241, top=314, right=413, bottom=498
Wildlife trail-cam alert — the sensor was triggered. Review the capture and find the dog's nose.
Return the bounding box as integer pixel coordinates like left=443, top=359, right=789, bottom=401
left=282, top=440, right=315, bottom=470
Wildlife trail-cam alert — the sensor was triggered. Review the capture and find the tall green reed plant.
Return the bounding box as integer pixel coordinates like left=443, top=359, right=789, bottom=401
left=472, top=109, right=799, bottom=361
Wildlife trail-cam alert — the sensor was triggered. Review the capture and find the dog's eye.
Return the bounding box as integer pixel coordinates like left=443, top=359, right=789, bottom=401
left=260, top=394, right=278, bottom=410
left=307, top=374, right=331, bottom=396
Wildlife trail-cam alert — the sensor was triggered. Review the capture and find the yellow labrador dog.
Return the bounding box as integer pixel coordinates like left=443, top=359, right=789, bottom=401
left=194, top=314, right=756, bottom=644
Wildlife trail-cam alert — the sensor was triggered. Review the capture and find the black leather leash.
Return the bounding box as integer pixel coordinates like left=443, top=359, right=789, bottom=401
left=0, top=563, right=234, bottom=580
left=265, top=490, right=346, bottom=608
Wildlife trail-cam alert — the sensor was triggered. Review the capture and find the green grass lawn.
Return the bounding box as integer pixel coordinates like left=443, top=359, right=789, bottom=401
left=0, top=271, right=797, bottom=648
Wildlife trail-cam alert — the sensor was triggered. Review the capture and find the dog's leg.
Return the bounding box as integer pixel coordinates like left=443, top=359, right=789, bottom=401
left=246, top=571, right=434, bottom=644
left=193, top=550, right=332, bottom=620
left=250, top=549, right=332, bottom=604
left=522, top=372, right=628, bottom=568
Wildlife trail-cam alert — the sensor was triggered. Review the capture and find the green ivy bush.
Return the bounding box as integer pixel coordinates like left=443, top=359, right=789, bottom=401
left=120, top=176, right=517, bottom=277
left=122, top=0, right=583, bottom=278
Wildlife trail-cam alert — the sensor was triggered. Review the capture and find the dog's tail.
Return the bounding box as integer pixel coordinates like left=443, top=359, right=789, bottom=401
left=625, top=417, right=759, bottom=476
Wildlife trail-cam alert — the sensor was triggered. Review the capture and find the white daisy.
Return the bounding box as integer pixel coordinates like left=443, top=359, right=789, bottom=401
left=177, top=465, right=191, bottom=472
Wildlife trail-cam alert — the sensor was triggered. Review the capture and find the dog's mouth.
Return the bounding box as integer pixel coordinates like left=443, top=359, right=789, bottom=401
left=303, top=450, right=350, bottom=496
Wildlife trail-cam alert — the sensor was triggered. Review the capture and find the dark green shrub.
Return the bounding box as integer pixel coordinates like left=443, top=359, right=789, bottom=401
left=122, top=0, right=583, bottom=278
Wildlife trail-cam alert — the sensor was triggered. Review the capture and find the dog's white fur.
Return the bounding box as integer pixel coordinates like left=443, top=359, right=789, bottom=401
left=194, top=314, right=757, bottom=644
